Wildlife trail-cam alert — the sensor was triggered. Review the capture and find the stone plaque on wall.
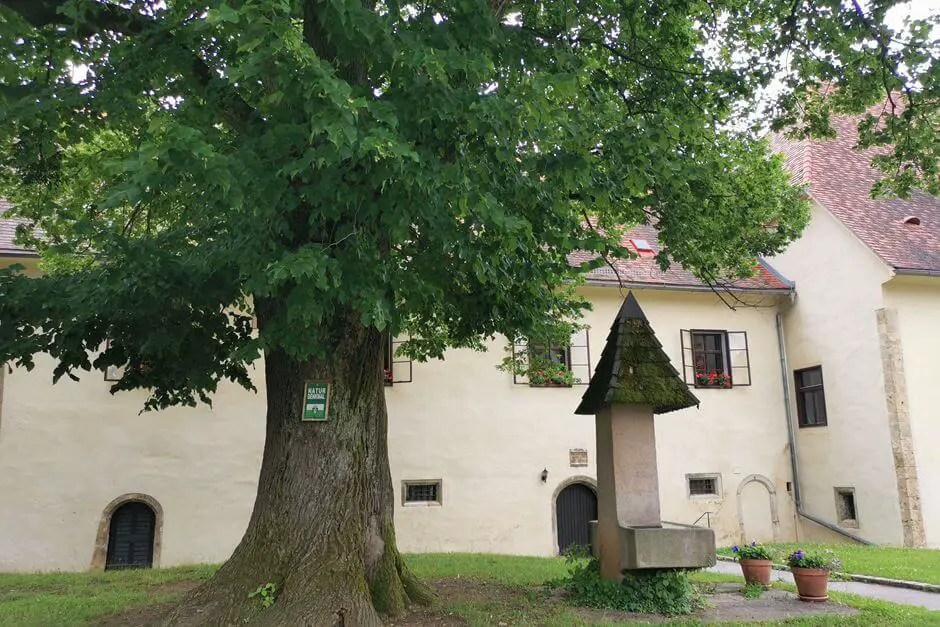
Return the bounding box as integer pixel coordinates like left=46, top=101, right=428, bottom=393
left=569, top=448, right=588, bottom=467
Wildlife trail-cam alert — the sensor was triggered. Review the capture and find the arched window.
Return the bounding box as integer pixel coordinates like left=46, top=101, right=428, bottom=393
left=106, top=501, right=156, bottom=570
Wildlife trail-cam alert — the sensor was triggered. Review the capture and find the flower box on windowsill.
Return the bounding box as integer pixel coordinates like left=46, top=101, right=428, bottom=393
left=694, top=371, right=732, bottom=389
left=384, top=368, right=394, bottom=387
left=529, top=382, right=573, bottom=388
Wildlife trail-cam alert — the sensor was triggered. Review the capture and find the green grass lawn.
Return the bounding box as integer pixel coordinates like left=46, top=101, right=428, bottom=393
left=405, top=552, right=569, bottom=586
left=1, top=554, right=938, bottom=626
left=718, top=542, right=940, bottom=585
left=0, top=564, right=218, bottom=626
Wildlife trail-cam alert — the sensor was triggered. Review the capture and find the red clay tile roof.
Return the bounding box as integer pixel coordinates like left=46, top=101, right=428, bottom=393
left=568, top=224, right=793, bottom=292
left=772, top=116, right=940, bottom=273
left=0, top=199, right=36, bottom=257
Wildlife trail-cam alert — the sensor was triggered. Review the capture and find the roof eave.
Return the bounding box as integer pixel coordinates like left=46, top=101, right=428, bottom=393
left=892, top=267, right=940, bottom=278
left=583, top=278, right=792, bottom=296
left=0, top=249, right=39, bottom=258
left=758, top=257, right=795, bottom=289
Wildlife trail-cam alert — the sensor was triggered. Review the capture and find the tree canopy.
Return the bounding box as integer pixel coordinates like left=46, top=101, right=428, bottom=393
left=0, top=0, right=935, bottom=405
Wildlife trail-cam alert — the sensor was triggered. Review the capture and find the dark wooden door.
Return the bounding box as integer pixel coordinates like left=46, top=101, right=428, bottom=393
left=106, top=502, right=155, bottom=569
left=556, top=483, right=597, bottom=554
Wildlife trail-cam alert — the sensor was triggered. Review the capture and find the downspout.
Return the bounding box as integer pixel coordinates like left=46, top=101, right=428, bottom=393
left=776, top=312, right=874, bottom=545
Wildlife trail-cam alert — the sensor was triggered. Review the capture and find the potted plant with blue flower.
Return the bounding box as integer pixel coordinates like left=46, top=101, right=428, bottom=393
left=732, top=541, right=775, bottom=586
left=787, top=548, right=842, bottom=602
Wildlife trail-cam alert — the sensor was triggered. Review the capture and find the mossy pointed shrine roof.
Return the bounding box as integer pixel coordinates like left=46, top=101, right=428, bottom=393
left=575, top=292, right=699, bottom=415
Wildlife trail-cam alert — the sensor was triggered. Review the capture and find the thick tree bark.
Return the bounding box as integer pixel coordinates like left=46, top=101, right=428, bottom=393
left=166, top=306, right=432, bottom=626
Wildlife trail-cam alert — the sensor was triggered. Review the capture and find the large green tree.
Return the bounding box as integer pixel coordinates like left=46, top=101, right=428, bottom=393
left=0, top=0, right=935, bottom=623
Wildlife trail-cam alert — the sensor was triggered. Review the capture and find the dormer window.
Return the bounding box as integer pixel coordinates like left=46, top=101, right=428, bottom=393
left=902, top=216, right=921, bottom=226
left=630, top=238, right=655, bottom=257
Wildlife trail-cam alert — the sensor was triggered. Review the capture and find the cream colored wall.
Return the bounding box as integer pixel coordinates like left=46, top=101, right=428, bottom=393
left=389, top=286, right=795, bottom=554
left=882, top=277, right=940, bottom=548
left=0, top=282, right=793, bottom=570
left=769, top=200, right=903, bottom=544
left=0, top=254, right=40, bottom=277
left=0, top=354, right=266, bottom=571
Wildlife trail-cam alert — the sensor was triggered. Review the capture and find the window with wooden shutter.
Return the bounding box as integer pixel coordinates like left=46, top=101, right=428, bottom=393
left=680, top=329, right=750, bottom=388
left=106, top=501, right=156, bottom=570
left=511, top=329, right=591, bottom=386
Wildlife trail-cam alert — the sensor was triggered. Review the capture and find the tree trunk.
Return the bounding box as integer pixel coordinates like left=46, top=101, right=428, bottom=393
left=166, top=306, right=433, bottom=626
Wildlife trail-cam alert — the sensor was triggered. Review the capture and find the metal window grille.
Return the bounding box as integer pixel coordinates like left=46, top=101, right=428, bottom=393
left=688, top=477, right=717, bottom=496
left=404, top=482, right=440, bottom=503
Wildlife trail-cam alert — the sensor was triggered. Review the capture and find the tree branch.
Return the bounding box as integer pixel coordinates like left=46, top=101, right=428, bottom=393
left=2, top=0, right=258, bottom=129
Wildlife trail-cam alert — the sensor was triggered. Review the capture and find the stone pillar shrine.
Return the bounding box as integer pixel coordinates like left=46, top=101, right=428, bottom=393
left=575, top=292, right=716, bottom=581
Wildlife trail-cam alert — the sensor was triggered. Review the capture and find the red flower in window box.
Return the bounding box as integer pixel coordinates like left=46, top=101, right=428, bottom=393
left=528, top=365, right=578, bottom=387
left=695, top=370, right=731, bottom=388
left=383, top=368, right=393, bottom=385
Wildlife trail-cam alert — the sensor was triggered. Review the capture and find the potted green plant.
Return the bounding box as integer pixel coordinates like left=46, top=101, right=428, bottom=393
left=787, top=548, right=841, bottom=602
left=528, top=364, right=577, bottom=387
left=526, top=352, right=578, bottom=387
left=732, top=541, right=774, bottom=586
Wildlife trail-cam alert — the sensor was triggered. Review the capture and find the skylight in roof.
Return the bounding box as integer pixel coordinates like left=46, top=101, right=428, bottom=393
left=630, top=238, right=653, bottom=252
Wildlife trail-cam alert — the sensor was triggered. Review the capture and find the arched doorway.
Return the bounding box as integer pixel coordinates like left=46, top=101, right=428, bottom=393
left=736, top=474, right=781, bottom=544
left=106, top=501, right=157, bottom=570
left=555, top=482, right=598, bottom=554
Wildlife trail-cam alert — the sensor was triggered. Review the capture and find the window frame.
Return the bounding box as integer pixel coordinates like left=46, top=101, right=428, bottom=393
left=680, top=329, right=751, bottom=388
left=401, top=479, right=443, bottom=507
left=529, top=343, right=572, bottom=368
left=383, top=334, right=413, bottom=386
left=511, top=330, right=592, bottom=387
left=834, top=487, right=859, bottom=528
left=383, top=334, right=394, bottom=386
left=691, top=329, right=728, bottom=387
left=795, top=366, right=828, bottom=428
left=686, top=473, right=722, bottom=500
left=527, top=342, right=573, bottom=387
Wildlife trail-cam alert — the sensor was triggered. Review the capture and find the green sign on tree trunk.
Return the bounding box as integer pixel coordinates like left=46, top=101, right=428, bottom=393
left=302, top=381, right=331, bottom=421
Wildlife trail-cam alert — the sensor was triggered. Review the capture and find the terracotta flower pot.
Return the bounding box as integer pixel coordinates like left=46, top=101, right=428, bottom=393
left=739, top=559, right=772, bottom=586
left=792, top=567, right=829, bottom=602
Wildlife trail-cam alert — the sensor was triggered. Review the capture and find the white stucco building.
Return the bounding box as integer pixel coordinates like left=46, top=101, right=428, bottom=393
left=0, top=212, right=805, bottom=570
left=1, top=116, right=938, bottom=571
left=771, top=117, right=940, bottom=548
